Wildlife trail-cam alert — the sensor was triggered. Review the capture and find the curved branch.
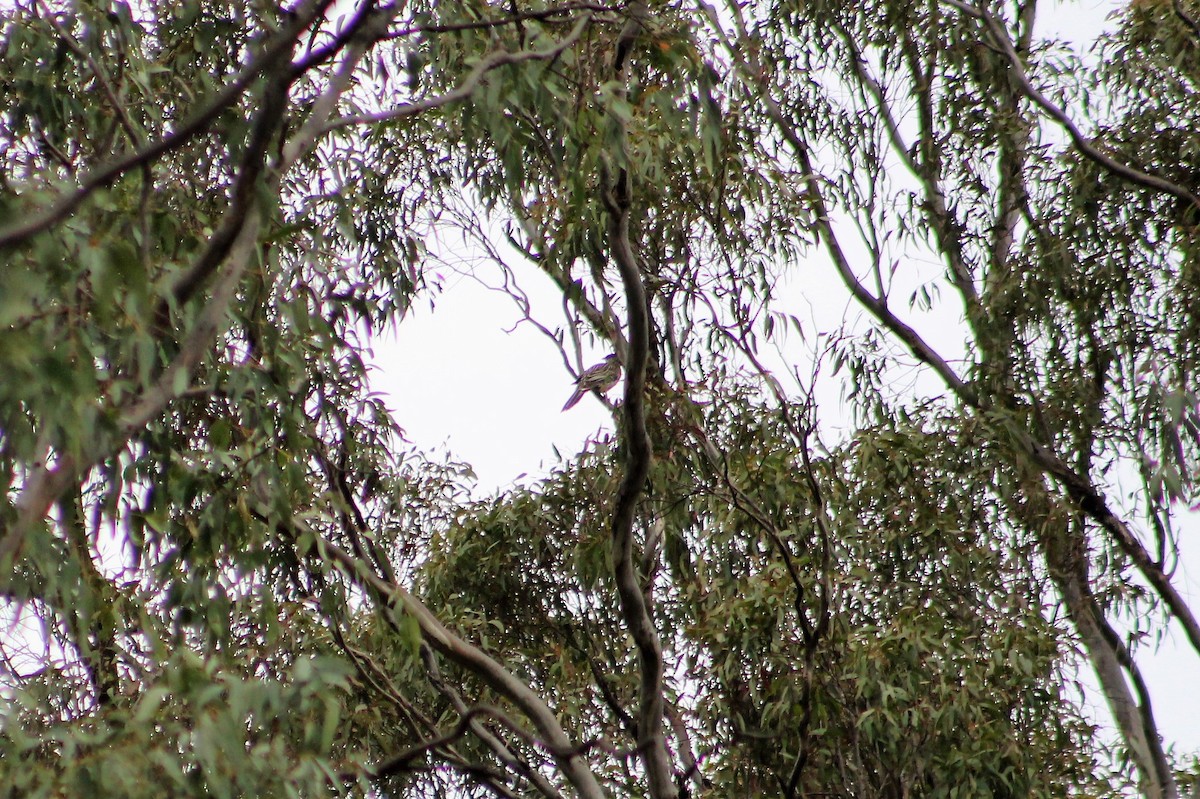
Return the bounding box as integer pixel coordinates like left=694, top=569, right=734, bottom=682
left=316, top=536, right=608, bottom=799
left=836, top=22, right=982, bottom=316
left=279, top=3, right=398, bottom=173
left=36, top=1, right=145, bottom=149
left=1090, top=592, right=1176, bottom=799
left=942, top=0, right=1200, bottom=213
left=600, top=16, right=676, bottom=791
left=165, top=64, right=296, bottom=314
left=604, top=193, right=674, bottom=799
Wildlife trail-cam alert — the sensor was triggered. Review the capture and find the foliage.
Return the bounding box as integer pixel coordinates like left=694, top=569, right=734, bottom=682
left=2, top=1, right=1199, bottom=798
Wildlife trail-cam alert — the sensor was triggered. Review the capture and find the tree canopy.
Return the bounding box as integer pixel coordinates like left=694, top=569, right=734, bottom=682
left=2, top=0, right=1199, bottom=797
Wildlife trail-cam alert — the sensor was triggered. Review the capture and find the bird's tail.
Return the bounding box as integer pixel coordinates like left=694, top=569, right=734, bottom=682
left=562, top=388, right=586, bottom=411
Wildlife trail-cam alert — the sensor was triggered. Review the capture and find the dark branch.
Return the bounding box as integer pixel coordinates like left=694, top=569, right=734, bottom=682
left=601, top=18, right=678, bottom=794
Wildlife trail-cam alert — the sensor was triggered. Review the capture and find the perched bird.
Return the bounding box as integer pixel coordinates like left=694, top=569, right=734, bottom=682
left=562, top=354, right=622, bottom=411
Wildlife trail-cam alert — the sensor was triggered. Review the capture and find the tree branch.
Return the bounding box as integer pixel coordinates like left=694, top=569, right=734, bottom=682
left=321, top=14, right=592, bottom=133
left=1026, top=491, right=1176, bottom=799
left=601, top=41, right=678, bottom=797
left=419, top=643, right=564, bottom=799
left=332, top=636, right=520, bottom=798
left=0, top=0, right=333, bottom=251
left=36, top=1, right=145, bottom=149
left=942, top=0, right=1200, bottom=213
left=368, top=704, right=504, bottom=780
left=836, top=23, right=982, bottom=317
left=316, top=536, right=608, bottom=799
left=164, top=62, right=296, bottom=315
left=698, top=8, right=1196, bottom=794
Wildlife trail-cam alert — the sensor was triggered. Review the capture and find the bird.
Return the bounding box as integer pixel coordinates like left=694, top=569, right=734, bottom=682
left=562, top=354, right=622, bottom=411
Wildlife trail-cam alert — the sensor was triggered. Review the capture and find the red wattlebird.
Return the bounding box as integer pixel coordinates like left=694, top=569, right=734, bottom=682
left=562, top=354, right=622, bottom=411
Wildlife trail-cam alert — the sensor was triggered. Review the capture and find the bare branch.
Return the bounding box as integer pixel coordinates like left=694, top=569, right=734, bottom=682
left=1029, top=496, right=1176, bottom=799
left=1091, top=590, right=1176, bottom=798
left=601, top=32, right=678, bottom=794
left=664, top=701, right=704, bottom=794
